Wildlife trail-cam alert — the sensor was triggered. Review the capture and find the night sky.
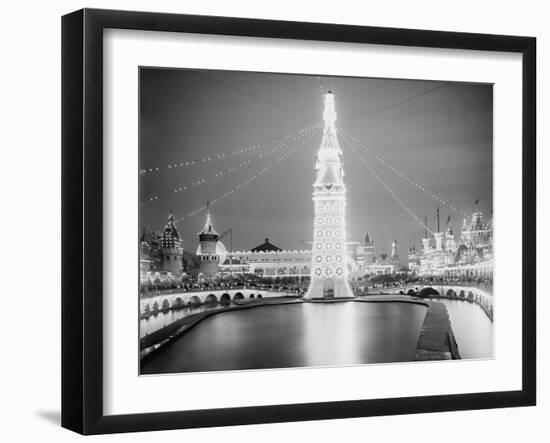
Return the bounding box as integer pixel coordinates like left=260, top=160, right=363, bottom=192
left=139, top=68, right=492, bottom=257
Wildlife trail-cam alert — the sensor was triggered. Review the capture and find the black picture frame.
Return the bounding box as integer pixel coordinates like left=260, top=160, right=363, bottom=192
left=61, top=8, right=536, bottom=435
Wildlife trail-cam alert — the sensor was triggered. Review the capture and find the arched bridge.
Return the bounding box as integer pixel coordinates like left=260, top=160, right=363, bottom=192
left=390, top=284, right=493, bottom=320
left=140, top=289, right=288, bottom=316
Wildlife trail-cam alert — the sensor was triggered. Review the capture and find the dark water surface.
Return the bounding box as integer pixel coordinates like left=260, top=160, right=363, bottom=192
left=141, top=302, right=427, bottom=374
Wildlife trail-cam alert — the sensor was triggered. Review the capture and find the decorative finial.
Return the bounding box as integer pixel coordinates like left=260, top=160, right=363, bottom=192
left=200, top=202, right=218, bottom=236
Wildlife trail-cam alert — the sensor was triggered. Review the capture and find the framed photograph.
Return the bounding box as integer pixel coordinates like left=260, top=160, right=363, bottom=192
left=62, top=8, right=536, bottom=434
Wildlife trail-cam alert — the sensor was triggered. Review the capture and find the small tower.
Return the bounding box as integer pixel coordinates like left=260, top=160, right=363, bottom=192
left=364, top=232, right=374, bottom=264
left=198, top=204, right=220, bottom=279
left=391, top=240, right=398, bottom=260
left=422, top=237, right=431, bottom=252
left=160, top=211, right=184, bottom=275
left=445, top=214, right=456, bottom=252
left=422, top=214, right=432, bottom=252
left=434, top=232, right=444, bottom=251
left=391, top=239, right=401, bottom=270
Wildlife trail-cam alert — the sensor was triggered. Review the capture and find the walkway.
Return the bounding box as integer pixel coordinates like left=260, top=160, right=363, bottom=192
left=415, top=301, right=461, bottom=361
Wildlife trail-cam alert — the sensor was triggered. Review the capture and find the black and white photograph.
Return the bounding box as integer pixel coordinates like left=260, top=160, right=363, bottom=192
left=138, top=68, right=494, bottom=375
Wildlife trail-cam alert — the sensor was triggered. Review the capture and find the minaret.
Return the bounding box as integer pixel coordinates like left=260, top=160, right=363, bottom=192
left=305, top=92, right=354, bottom=299
left=198, top=203, right=220, bottom=279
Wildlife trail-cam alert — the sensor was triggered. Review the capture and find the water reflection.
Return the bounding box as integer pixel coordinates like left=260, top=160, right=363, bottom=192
left=141, top=302, right=427, bottom=374
left=431, top=298, right=493, bottom=359
left=140, top=302, right=235, bottom=338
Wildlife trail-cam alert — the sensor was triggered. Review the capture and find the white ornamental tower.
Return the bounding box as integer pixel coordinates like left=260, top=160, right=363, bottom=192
left=305, top=92, right=354, bottom=299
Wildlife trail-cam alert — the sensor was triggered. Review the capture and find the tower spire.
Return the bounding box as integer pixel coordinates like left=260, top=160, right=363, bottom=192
left=200, top=201, right=218, bottom=236
left=306, top=91, right=353, bottom=299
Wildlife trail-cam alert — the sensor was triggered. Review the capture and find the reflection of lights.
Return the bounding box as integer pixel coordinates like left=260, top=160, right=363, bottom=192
left=335, top=255, right=343, bottom=262
left=325, top=256, right=332, bottom=262
left=315, top=256, right=323, bottom=262
left=317, top=231, right=323, bottom=237
left=316, top=243, right=323, bottom=249
left=325, top=230, right=332, bottom=237
left=315, top=268, right=322, bottom=276
left=326, top=243, right=332, bottom=249
left=317, top=218, right=323, bottom=224
left=335, top=243, right=341, bottom=250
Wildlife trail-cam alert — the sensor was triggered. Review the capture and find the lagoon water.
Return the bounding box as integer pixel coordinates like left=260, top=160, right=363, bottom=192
left=141, top=301, right=428, bottom=374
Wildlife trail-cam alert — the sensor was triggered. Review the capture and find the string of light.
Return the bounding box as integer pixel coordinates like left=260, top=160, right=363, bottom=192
left=191, top=71, right=299, bottom=113
left=341, top=136, right=435, bottom=235
left=316, top=76, right=326, bottom=94
left=350, top=82, right=448, bottom=120
left=174, top=132, right=315, bottom=224
left=142, top=126, right=321, bottom=204
left=139, top=122, right=321, bottom=176
left=340, top=128, right=468, bottom=218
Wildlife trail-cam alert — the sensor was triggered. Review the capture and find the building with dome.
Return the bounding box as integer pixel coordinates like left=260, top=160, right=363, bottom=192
left=219, top=238, right=311, bottom=279
left=217, top=235, right=403, bottom=281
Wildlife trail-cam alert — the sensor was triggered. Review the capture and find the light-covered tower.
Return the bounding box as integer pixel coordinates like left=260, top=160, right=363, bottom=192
left=305, top=92, right=354, bottom=299
left=160, top=211, right=184, bottom=275
left=197, top=205, right=220, bottom=279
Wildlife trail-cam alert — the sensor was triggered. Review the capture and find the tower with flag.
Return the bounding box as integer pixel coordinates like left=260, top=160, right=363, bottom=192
left=305, top=91, right=354, bottom=299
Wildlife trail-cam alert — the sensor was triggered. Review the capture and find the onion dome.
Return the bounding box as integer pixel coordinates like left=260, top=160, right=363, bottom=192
left=161, top=211, right=182, bottom=249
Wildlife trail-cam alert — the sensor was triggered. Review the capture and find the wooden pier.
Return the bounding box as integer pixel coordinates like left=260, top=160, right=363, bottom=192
left=415, top=300, right=461, bottom=361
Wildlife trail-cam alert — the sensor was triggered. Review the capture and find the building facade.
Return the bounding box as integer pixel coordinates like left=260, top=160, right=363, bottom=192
left=408, top=210, right=493, bottom=279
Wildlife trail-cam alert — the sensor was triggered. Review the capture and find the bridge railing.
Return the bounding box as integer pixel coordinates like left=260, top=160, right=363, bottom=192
left=140, top=284, right=301, bottom=299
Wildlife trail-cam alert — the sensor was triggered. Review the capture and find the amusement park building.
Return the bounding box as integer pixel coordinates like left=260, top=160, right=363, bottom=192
left=408, top=210, right=493, bottom=279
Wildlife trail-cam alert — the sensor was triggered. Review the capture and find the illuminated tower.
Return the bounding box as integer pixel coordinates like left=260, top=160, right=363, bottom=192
left=160, top=211, right=184, bottom=275
left=305, top=92, right=354, bottom=299
left=198, top=205, right=220, bottom=280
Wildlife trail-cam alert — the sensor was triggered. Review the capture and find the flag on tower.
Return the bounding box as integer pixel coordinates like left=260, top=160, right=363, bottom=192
left=474, top=197, right=479, bottom=205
